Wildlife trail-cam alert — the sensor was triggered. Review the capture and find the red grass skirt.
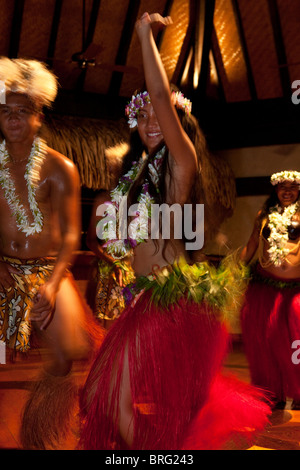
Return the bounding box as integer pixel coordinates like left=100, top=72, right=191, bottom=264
left=241, top=265, right=300, bottom=402
left=80, top=290, right=270, bottom=450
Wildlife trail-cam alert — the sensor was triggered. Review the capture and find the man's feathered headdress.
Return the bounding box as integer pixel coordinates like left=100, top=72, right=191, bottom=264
left=0, top=57, right=58, bottom=108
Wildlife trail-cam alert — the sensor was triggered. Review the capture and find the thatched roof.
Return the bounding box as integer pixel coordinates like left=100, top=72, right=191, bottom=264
left=0, top=0, right=298, bottom=153
left=42, top=114, right=130, bottom=190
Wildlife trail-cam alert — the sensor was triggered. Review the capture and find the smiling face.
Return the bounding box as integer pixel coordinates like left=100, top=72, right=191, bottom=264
left=276, top=181, right=300, bottom=208
left=0, top=93, right=42, bottom=144
left=137, top=102, right=164, bottom=153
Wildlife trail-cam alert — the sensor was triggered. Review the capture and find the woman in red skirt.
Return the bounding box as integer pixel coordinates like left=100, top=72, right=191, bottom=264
left=79, top=12, right=271, bottom=450
left=241, top=170, right=300, bottom=409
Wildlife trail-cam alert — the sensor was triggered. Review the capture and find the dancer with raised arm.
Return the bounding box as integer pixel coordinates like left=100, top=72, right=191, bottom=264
left=80, top=13, right=270, bottom=450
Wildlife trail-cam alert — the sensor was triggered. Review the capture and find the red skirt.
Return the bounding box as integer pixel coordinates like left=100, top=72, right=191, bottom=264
left=80, top=289, right=270, bottom=450
left=241, top=265, right=300, bottom=402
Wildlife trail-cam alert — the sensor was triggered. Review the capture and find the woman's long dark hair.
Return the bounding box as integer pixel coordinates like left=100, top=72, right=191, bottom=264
left=120, top=93, right=206, bottom=210
left=119, top=92, right=208, bottom=259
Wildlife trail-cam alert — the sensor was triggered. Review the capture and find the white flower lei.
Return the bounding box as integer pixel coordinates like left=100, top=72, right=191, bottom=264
left=267, top=202, right=299, bottom=266
left=0, top=137, right=47, bottom=236
left=102, top=146, right=165, bottom=259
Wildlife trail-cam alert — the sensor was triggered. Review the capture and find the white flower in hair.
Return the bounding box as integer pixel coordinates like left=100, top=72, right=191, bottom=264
left=171, top=91, right=192, bottom=115
left=271, top=170, right=300, bottom=186
left=125, top=90, right=192, bottom=128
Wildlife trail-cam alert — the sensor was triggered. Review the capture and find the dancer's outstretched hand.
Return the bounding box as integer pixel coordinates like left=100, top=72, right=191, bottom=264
left=135, top=12, right=173, bottom=37
left=149, top=12, right=173, bottom=27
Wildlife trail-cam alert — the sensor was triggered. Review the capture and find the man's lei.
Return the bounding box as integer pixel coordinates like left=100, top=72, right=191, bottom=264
left=125, top=90, right=192, bottom=128
left=0, top=137, right=47, bottom=236
left=267, top=202, right=299, bottom=266
left=101, top=146, right=165, bottom=259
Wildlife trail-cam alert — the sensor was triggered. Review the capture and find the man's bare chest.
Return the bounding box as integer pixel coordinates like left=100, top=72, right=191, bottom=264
left=0, top=166, right=51, bottom=212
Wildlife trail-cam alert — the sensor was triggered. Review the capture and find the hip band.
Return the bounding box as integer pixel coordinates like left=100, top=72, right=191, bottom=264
left=251, top=263, right=300, bottom=289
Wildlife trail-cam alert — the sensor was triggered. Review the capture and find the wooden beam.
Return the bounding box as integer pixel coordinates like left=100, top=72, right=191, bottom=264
left=267, top=0, right=290, bottom=98
left=172, top=1, right=195, bottom=89
left=76, top=0, right=102, bottom=93
left=231, top=0, right=257, bottom=100
left=83, top=0, right=102, bottom=50
left=235, top=176, right=271, bottom=196
left=194, top=0, right=216, bottom=102
left=156, top=0, right=174, bottom=49
left=47, top=0, right=64, bottom=66
left=209, top=29, right=226, bottom=103
left=9, top=0, right=25, bottom=58
left=108, top=0, right=141, bottom=96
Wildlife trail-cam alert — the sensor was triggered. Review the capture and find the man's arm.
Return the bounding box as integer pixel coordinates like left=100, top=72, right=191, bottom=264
left=31, top=151, right=81, bottom=329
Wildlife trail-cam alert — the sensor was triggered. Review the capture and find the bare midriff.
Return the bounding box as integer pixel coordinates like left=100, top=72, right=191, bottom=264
left=260, top=236, right=300, bottom=280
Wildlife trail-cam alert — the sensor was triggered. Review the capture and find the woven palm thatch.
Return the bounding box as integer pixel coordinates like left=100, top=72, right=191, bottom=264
left=42, top=115, right=130, bottom=190
left=199, top=150, right=236, bottom=243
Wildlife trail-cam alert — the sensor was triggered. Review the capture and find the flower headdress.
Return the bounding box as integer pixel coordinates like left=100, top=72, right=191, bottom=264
left=171, top=91, right=192, bottom=115
left=125, top=91, right=151, bottom=128
left=0, top=57, right=58, bottom=108
left=271, top=170, right=300, bottom=186
left=125, top=90, right=192, bottom=128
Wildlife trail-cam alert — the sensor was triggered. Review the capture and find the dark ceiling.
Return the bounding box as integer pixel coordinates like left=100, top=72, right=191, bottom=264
left=1, top=0, right=300, bottom=150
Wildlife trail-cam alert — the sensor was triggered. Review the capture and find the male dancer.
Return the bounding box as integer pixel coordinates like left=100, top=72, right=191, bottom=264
left=0, top=58, right=102, bottom=449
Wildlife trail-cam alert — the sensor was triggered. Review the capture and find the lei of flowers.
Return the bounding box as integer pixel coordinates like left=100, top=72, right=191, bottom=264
left=125, top=90, right=192, bottom=128
left=267, top=202, right=299, bottom=266
left=0, top=137, right=47, bottom=236
left=102, top=146, right=165, bottom=259
left=271, top=170, right=300, bottom=186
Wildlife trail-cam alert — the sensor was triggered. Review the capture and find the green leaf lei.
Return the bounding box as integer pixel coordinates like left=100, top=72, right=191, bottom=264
left=123, top=254, right=250, bottom=328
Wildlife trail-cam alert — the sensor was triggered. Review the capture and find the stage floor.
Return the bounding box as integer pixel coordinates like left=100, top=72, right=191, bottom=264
left=1, top=340, right=300, bottom=451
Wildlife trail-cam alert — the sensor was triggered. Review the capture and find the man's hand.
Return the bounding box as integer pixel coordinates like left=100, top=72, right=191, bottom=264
left=0, top=261, right=21, bottom=292
left=30, top=282, right=57, bottom=330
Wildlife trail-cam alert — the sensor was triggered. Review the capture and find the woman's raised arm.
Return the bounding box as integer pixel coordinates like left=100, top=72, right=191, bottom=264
left=135, top=13, right=197, bottom=177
